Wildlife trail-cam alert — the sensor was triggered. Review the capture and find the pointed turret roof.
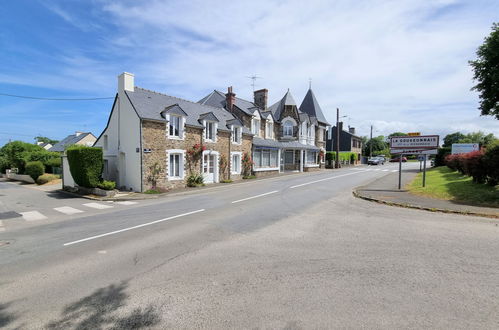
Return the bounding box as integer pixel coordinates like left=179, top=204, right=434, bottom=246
left=268, top=90, right=297, bottom=120
left=299, top=88, right=329, bottom=125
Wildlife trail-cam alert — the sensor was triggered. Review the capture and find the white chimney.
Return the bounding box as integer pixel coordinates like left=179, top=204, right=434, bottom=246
left=118, top=72, right=134, bottom=93
left=75, top=131, right=83, bottom=136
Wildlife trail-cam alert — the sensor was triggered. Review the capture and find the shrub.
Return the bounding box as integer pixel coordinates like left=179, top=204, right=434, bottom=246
left=484, top=144, right=499, bottom=185
left=186, top=173, right=204, bottom=187
left=461, top=150, right=487, bottom=183
left=242, top=152, right=253, bottom=177
left=44, top=157, right=62, bottom=173
left=435, top=147, right=451, bottom=167
left=25, top=161, right=44, bottom=181
left=36, top=173, right=60, bottom=185
left=97, top=180, right=116, bottom=190
left=66, top=146, right=103, bottom=188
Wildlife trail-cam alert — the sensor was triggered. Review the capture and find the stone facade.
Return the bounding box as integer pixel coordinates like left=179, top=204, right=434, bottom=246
left=141, top=119, right=251, bottom=192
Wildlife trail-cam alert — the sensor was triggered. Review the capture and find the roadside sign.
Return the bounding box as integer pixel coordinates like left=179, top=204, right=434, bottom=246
left=407, top=132, right=421, bottom=136
left=451, top=143, right=479, bottom=154
left=390, top=149, right=437, bottom=155
left=390, top=135, right=439, bottom=149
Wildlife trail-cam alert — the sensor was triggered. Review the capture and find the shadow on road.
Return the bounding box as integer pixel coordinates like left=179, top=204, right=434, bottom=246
left=45, top=281, right=160, bottom=330
left=0, top=302, right=17, bottom=328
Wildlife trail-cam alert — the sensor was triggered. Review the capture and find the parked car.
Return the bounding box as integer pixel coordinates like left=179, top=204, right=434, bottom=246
left=389, top=156, right=407, bottom=162
left=368, top=157, right=385, bottom=165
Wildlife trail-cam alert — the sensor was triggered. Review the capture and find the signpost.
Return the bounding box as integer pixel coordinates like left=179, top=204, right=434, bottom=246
left=451, top=143, right=479, bottom=154
left=390, top=135, right=439, bottom=190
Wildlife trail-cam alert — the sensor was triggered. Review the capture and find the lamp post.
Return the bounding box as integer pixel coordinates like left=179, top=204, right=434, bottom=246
left=335, top=108, right=347, bottom=169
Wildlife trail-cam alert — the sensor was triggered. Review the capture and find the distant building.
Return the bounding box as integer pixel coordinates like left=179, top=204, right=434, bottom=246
left=49, top=132, right=97, bottom=153
left=326, top=122, right=363, bottom=161
left=36, top=142, right=53, bottom=150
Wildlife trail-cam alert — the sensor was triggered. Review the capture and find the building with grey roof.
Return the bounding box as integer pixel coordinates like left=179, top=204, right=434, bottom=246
left=49, top=132, right=96, bottom=152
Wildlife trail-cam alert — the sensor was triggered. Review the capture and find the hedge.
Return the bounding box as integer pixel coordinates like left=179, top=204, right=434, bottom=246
left=434, top=147, right=451, bottom=167
left=66, top=146, right=103, bottom=188
left=445, top=146, right=499, bottom=185
left=325, top=152, right=358, bottom=162
left=25, top=161, right=44, bottom=181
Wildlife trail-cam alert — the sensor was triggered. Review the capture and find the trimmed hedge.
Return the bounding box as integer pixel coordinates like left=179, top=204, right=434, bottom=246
left=66, top=146, right=103, bottom=188
left=25, top=161, right=44, bottom=181
left=445, top=146, right=499, bottom=185
left=325, top=152, right=358, bottom=162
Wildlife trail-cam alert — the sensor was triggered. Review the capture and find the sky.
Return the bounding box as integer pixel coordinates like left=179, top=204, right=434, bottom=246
left=0, top=0, right=498, bottom=146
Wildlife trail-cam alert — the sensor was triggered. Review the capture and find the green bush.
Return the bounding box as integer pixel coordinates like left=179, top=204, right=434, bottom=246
left=0, top=155, right=8, bottom=173
left=484, top=144, right=499, bottom=185
left=44, top=157, right=62, bottom=173
left=36, top=173, right=60, bottom=185
left=186, top=173, right=204, bottom=187
left=0, top=141, right=44, bottom=173
left=97, top=180, right=116, bottom=190
left=25, top=161, right=44, bottom=181
left=66, top=146, right=103, bottom=188
left=435, top=147, right=451, bottom=167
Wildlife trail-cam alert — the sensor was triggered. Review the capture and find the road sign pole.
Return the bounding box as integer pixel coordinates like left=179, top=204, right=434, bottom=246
left=419, top=159, right=422, bottom=172
left=423, top=154, right=427, bottom=187
left=398, top=154, right=402, bottom=190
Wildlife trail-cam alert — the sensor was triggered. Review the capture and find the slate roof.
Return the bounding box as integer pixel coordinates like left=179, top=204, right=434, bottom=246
left=252, top=137, right=319, bottom=150
left=268, top=90, right=297, bottom=120
left=299, top=88, right=330, bottom=125
left=126, top=87, right=251, bottom=134
left=49, top=132, right=95, bottom=152
left=198, top=90, right=260, bottom=116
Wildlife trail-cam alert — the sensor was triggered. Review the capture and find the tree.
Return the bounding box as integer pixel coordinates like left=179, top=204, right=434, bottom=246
left=35, top=136, right=59, bottom=145
left=363, top=136, right=388, bottom=156
left=443, top=132, right=466, bottom=147
left=469, top=23, right=499, bottom=119
left=388, top=132, right=407, bottom=138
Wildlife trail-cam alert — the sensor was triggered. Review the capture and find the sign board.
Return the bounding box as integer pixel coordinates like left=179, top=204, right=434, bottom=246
left=390, top=149, right=438, bottom=155
left=407, top=132, right=421, bottom=136
left=451, top=143, right=479, bottom=154
left=390, top=135, right=439, bottom=149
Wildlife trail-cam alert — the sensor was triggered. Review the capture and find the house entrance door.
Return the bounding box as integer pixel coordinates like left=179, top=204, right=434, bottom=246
left=203, top=153, right=216, bottom=183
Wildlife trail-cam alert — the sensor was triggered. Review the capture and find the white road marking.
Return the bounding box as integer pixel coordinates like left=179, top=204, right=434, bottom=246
left=374, top=169, right=381, bottom=171
left=83, top=202, right=113, bottom=210
left=54, top=206, right=84, bottom=215
left=290, top=171, right=367, bottom=189
left=382, top=169, right=389, bottom=172
left=231, top=191, right=279, bottom=204
left=63, top=209, right=205, bottom=246
left=21, top=211, right=48, bottom=221
left=0, top=220, right=4, bottom=232
left=115, top=201, right=138, bottom=206
left=391, top=170, right=398, bottom=172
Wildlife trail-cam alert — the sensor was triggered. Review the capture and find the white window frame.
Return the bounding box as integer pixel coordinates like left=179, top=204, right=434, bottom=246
left=231, top=125, right=242, bottom=144
left=230, top=151, right=242, bottom=174
left=166, top=149, right=185, bottom=180
left=252, top=148, right=279, bottom=170
left=203, top=120, right=217, bottom=142
left=283, top=121, right=293, bottom=136
left=166, top=114, right=185, bottom=140
left=251, top=110, right=261, bottom=137
left=266, top=120, right=274, bottom=139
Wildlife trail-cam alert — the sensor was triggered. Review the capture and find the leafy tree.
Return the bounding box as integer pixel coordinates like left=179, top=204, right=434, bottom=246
left=35, top=136, right=59, bottom=145
left=0, top=141, right=43, bottom=173
left=469, top=23, right=499, bottom=119
left=388, top=132, right=408, bottom=138
left=443, top=132, right=466, bottom=147
left=363, top=136, right=388, bottom=156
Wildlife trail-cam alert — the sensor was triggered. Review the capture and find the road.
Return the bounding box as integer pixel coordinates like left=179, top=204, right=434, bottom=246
left=1, top=163, right=498, bottom=329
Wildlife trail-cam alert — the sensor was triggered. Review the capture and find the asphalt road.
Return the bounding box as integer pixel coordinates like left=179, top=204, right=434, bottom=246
left=1, top=163, right=498, bottom=329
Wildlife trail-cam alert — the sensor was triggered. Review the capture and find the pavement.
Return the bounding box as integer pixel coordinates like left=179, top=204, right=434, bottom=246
left=354, top=166, right=499, bottom=218
left=1, top=163, right=499, bottom=329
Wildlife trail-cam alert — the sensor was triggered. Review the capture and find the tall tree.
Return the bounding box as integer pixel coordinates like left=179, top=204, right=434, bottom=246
left=443, top=132, right=466, bottom=147
left=388, top=132, right=408, bottom=138
left=469, top=23, right=499, bottom=119
left=35, top=136, right=59, bottom=145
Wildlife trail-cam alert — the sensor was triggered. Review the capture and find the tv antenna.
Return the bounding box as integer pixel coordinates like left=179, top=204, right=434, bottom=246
left=246, top=75, right=262, bottom=91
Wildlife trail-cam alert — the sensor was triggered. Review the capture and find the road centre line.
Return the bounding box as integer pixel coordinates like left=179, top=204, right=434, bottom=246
left=290, top=170, right=368, bottom=189
left=63, top=209, right=205, bottom=246
left=231, top=191, right=279, bottom=204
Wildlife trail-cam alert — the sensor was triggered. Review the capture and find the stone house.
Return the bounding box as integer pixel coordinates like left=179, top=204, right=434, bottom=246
left=199, top=87, right=330, bottom=177
left=49, top=132, right=97, bottom=153
left=94, top=73, right=252, bottom=192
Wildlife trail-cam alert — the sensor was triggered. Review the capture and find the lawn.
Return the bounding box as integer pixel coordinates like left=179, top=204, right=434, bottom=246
left=408, top=166, right=499, bottom=208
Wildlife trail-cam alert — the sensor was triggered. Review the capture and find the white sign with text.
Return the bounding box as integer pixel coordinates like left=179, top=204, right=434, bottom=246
left=451, top=143, right=479, bottom=154
left=390, top=135, right=439, bottom=149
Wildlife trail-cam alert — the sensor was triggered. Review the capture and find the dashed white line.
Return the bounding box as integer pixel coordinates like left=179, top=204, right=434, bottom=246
left=63, top=209, right=205, bottom=246
left=290, top=171, right=366, bottom=189
left=391, top=170, right=398, bottom=172
left=115, top=201, right=138, bottom=206
left=54, top=206, right=84, bottom=215
left=231, top=191, right=279, bottom=204
left=382, top=169, right=389, bottom=172
left=0, top=220, right=4, bottom=232
left=83, top=202, right=114, bottom=210
left=21, top=211, right=48, bottom=221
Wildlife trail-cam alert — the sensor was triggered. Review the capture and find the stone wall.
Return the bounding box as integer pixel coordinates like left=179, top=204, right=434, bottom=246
left=254, top=169, right=279, bottom=178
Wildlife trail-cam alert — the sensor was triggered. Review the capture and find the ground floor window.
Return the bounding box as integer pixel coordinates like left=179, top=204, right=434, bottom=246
left=253, top=149, right=278, bottom=168
left=231, top=153, right=241, bottom=174
left=167, top=149, right=185, bottom=180
left=306, top=151, right=318, bottom=164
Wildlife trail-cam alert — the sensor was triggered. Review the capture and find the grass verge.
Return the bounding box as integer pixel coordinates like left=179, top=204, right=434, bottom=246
left=407, top=166, right=499, bottom=208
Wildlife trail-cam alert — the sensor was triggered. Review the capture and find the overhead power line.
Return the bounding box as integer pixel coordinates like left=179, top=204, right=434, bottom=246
left=0, top=92, right=114, bottom=101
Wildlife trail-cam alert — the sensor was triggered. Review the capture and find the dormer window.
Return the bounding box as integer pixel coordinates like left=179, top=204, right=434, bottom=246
left=205, top=122, right=215, bottom=141
left=232, top=125, right=242, bottom=144
left=169, top=115, right=181, bottom=137
left=283, top=120, right=293, bottom=136
left=252, top=118, right=260, bottom=136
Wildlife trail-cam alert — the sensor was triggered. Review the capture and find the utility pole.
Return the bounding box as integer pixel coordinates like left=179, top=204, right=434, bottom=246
left=336, top=108, right=340, bottom=169
left=369, top=125, right=373, bottom=158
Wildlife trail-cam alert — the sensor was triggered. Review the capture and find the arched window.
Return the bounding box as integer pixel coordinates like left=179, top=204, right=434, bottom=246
left=283, top=120, right=293, bottom=136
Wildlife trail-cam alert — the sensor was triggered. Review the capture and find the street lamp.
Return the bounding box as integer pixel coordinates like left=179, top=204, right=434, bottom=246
left=335, top=108, right=347, bottom=169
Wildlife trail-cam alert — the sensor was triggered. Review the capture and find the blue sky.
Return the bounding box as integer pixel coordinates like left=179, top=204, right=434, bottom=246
left=0, top=0, right=498, bottom=146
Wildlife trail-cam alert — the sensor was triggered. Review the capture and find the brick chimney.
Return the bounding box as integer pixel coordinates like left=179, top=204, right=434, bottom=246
left=254, top=88, right=268, bottom=110
left=348, top=126, right=356, bottom=135
left=226, top=86, right=236, bottom=112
